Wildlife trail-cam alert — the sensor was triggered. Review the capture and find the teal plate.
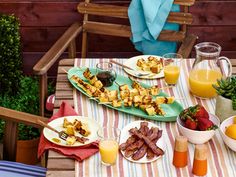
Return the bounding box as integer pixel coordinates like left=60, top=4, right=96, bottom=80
left=68, top=67, right=183, bottom=122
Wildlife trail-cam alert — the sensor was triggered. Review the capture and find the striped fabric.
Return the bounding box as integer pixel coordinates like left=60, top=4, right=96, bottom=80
left=0, top=160, right=46, bottom=177
left=73, top=59, right=236, bottom=177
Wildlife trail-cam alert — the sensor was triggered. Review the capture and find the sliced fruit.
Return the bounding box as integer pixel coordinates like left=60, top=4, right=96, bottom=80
left=225, top=124, right=236, bottom=140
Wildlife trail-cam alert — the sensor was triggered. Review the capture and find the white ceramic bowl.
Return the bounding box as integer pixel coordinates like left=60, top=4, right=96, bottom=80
left=220, top=116, right=236, bottom=152
left=177, top=113, right=220, bottom=144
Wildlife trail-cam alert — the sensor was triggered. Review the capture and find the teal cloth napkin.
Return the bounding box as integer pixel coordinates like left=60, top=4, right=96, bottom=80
left=128, top=0, right=180, bottom=56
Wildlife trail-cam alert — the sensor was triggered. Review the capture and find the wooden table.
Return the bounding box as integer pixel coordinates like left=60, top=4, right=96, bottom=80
left=46, top=58, right=236, bottom=177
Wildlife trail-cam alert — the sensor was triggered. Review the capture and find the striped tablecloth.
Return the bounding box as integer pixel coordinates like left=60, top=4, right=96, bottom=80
left=72, top=58, right=236, bottom=177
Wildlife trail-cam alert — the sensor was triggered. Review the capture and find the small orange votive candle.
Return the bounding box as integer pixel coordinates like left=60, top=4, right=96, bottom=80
left=192, top=144, right=208, bottom=176
left=173, top=135, right=188, bottom=168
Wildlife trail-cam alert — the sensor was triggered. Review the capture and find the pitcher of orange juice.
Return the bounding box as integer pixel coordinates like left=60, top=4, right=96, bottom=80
left=189, top=42, right=232, bottom=98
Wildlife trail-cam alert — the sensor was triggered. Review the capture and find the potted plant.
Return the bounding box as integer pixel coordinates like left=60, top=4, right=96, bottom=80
left=213, top=77, right=236, bottom=122
left=0, top=14, right=54, bottom=164
left=0, top=76, right=41, bottom=164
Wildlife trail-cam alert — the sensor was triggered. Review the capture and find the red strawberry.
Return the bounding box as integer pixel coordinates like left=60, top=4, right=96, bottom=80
left=185, top=118, right=198, bottom=130
left=192, top=104, right=209, bottom=120
left=197, top=118, right=217, bottom=131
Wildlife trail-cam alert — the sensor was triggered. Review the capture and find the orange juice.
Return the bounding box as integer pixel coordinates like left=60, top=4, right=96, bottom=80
left=189, top=69, right=222, bottom=98
left=164, top=65, right=180, bottom=85
left=99, top=139, right=119, bottom=165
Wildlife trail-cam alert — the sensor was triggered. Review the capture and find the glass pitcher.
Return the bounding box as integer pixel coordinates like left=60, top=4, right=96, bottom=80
left=189, top=42, right=232, bottom=98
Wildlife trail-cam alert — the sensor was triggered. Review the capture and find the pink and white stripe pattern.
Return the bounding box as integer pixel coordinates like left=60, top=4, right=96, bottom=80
left=73, top=58, right=236, bottom=177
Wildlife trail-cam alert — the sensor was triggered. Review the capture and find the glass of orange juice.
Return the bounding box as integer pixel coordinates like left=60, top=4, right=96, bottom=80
left=97, top=127, right=120, bottom=166
left=163, top=53, right=183, bottom=85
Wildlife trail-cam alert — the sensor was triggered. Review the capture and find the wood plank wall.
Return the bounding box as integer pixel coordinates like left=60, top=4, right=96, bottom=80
left=0, top=0, right=236, bottom=76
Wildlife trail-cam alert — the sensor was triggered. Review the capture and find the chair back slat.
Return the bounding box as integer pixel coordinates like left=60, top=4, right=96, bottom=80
left=83, top=22, right=185, bottom=42
left=78, top=3, right=193, bottom=25
left=78, top=3, right=127, bottom=19
left=79, top=0, right=196, bottom=58
left=174, top=0, right=195, bottom=6
left=83, top=22, right=131, bottom=37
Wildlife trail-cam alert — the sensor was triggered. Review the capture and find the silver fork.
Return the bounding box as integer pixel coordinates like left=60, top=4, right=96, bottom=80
left=110, top=59, right=151, bottom=76
left=37, top=119, right=69, bottom=141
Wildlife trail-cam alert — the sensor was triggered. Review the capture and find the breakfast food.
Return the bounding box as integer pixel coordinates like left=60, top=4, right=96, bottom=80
left=179, top=104, right=217, bottom=131
left=225, top=124, right=236, bottom=140
left=70, top=68, right=176, bottom=116
left=136, top=56, right=163, bottom=74
left=62, top=118, right=90, bottom=145
left=119, top=121, right=164, bottom=161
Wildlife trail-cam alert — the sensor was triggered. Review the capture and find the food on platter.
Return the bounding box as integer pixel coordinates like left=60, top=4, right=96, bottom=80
left=136, top=56, right=163, bottom=74
left=70, top=75, right=101, bottom=97
left=155, top=96, right=175, bottom=104
left=83, top=68, right=103, bottom=89
left=119, top=121, right=164, bottom=161
left=119, top=84, right=129, bottom=91
left=62, top=118, right=90, bottom=145
left=70, top=68, right=177, bottom=117
left=179, top=104, right=218, bottom=131
left=112, top=99, right=123, bottom=108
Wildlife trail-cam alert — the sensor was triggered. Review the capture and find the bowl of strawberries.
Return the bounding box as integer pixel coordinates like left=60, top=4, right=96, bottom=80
left=177, top=104, right=220, bottom=144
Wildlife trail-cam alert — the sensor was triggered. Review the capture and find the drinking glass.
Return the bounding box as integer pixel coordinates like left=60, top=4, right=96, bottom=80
left=163, top=53, right=183, bottom=86
left=97, top=127, right=120, bottom=166
left=96, top=62, right=117, bottom=87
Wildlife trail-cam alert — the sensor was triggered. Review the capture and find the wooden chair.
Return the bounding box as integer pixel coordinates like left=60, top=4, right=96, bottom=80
left=33, top=0, right=197, bottom=116
left=0, top=106, right=48, bottom=162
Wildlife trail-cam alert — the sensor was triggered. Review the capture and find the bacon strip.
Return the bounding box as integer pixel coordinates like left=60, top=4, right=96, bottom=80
left=131, top=127, right=154, bottom=160
left=120, top=122, right=164, bottom=160
left=129, top=128, right=164, bottom=156
left=120, top=122, right=148, bottom=151
left=132, top=144, right=148, bottom=160
left=75, top=136, right=89, bottom=144
left=146, top=130, right=163, bottom=159
left=119, top=135, right=136, bottom=151
left=126, top=127, right=156, bottom=152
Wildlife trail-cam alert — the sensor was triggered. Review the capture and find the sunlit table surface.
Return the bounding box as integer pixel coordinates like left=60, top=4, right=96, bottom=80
left=46, top=58, right=236, bottom=177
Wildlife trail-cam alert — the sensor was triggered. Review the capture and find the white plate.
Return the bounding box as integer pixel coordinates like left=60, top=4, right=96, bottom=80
left=43, top=116, right=101, bottom=147
left=119, top=120, right=165, bottom=163
left=123, top=55, right=164, bottom=79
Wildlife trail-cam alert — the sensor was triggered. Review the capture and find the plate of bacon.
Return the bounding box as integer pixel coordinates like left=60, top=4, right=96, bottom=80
left=119, top=121, right=165, bottom=163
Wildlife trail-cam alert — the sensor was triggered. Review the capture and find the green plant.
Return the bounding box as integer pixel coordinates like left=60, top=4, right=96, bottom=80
left=0, top=14, right=22, bottom=95
left=0, top=76, right=55, bottom=140
left=0, top=14, right=55, bottom=141
left=0, top=76, right=41, bottom=140
left=213, top=77, right=236, bottom=110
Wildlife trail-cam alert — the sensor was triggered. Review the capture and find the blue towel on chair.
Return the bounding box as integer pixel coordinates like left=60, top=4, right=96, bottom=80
left=128, top=0, right=180, bottom=56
